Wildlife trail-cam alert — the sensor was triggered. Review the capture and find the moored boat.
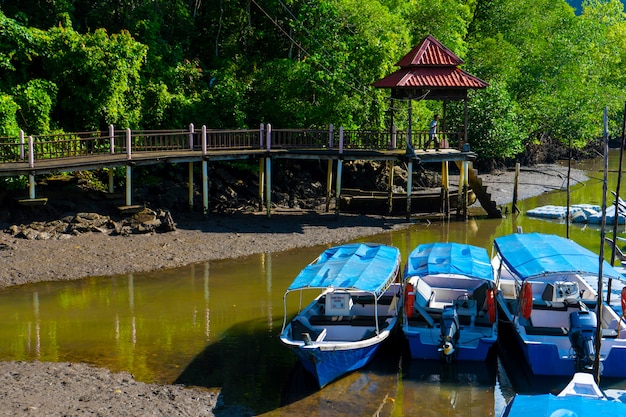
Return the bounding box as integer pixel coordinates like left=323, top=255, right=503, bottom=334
left=279, top=243, right=402, bottom=388
left=500, top=372, right=626, bottom=416
left=338, top=188, right=476, bottom=215
left=402, top=242, right=498, bottom=362
left=493, top=232, right=626, bottom=378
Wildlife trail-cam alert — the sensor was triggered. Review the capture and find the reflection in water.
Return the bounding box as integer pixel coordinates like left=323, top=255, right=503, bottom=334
left=2, top=152, right=626, bottom=415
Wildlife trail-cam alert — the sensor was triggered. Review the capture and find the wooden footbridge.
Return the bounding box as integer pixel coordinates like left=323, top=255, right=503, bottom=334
left=0, top=124, right=502, bottom=219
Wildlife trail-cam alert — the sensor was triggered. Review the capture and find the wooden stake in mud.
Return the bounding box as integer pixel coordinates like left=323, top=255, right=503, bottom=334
left=512, top=163, right=520, bottom=214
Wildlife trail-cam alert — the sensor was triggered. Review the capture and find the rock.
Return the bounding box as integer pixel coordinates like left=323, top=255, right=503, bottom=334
left=4, top=208, right=178, bottom=240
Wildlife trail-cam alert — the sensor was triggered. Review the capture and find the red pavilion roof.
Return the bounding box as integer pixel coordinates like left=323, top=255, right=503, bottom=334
left=373, top=35, right=488, bottom=97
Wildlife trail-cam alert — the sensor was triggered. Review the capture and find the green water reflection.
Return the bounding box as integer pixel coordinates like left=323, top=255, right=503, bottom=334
left=1, top=151, right=626, bottom=416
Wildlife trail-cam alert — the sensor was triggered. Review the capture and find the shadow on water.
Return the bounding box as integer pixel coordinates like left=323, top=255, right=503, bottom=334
left=175, top=319, right=407, bottom=417
left=174, top=318, right=298, bottom=416
left=175, top=211, right=408, bottom=235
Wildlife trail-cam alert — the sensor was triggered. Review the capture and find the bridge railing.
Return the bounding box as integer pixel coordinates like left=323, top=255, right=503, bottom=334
left=205, top=128, right=262, bottom=150
left=0, top=136, right=25, bottom=162
left=31, top=131, right=115, bottom=159
left=0, top=124, right=467, bottom=169
left=270, top=128, right=331, bottom=149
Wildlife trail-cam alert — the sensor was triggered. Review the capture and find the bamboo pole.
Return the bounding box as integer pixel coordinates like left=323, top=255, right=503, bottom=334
left=608, top=101, right=626, bottom=304
left=594, top=107, right=609, bottom=383
left=566, top=137, right=572, bottom=238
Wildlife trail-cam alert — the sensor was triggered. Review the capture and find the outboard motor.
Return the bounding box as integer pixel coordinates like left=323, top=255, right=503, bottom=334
left=568, top=310, right=597, bottom=371
left=439, top=306, right=460, bottom=363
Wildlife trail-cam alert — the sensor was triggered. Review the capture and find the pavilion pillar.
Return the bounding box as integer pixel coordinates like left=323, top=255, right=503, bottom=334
left=442, top=161, right=450, bottom=219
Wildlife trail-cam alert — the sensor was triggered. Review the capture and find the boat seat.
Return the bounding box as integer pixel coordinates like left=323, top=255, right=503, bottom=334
left=308, top=315, right=391, bottom=327
left=414, top=279, right=432, bottom=307
left=524, top=326, right=568, bottom=336
left=291, top=317, right=326, bottom=342
left=532, top=300, right=568, bottom=310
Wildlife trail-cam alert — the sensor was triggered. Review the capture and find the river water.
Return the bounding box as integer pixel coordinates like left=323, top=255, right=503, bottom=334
left=1, top=152, right=626, bottom=416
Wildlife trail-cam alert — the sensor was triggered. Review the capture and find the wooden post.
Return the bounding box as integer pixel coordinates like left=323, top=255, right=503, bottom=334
left=105, top=125, right=114, bottom=192
left=126, top=128, right=132, bottom=160
left=512, top=163, right=520, bottom=214
left=108, top=169, right=114, bottom=193
left=335, top=159, right=343, bottom=216
left=265, top=124, right=272, bottom=218
left=109, top=124, right=115, bottom=154
left=326, top=125, right=334, bottom=212
left=335, top=127, right=344, bottom=216
left=463, top=161, right=469, bottom=220
left=406, top=159, right=413, bottom=220
left=326, top=159, right=333, bottom=212
left=463, top=98, right=469, bottom=150
left=19, top=130, right=25, bottom=160
left=457, top=162, right=465, bottom=217
left=125, top=165, right=132, bottom=206
left=201, top=125, right=209, bottom=215
left=188, top=162, right=194, bottom=210
left=442, top=161, right=450, bottom=219
left=28, top=136, right=34, bottom=168
left=29, top=173, right=36, bottom=199
left=258, top=158, right=265, bottom=212
left=202, top=160, right=209, bottom=215
left=188, top=123, right=195, bottom=150
left=387, top=160, right=394, bottom=215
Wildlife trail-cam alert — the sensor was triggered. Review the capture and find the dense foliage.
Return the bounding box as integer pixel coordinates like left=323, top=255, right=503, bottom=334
left=0, top=0, right=624, bottom=161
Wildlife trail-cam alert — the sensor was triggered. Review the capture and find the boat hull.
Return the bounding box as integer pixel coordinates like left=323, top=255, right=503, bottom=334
left=403, top=324, right=496, bottom=361
left=497, top=290, right=626, bottom=378
left=288, top=329, right=394, bottom=388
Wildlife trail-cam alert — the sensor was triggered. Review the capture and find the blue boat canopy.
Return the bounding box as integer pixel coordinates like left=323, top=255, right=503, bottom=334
left=493, top=233, right=624, bottom=281
left=287, top=243, right=400, bottom=294
left=503, top=394, right=626, bottom=416
left=404, top=242, right=493, bottom=281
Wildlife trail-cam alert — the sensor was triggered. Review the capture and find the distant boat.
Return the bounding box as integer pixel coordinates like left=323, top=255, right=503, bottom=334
left=338, top=188, right=476, bottom=214
left=500, top=372, right=626, bottom=416
left=493, top=232, right=626, bottom=378
left=279, top=243, right=402, bottom=388
left=402, top=242, right=498, bottom=362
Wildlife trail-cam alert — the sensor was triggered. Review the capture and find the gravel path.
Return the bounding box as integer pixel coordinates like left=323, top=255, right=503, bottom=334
left=0, top=163, right=588, bottom=416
